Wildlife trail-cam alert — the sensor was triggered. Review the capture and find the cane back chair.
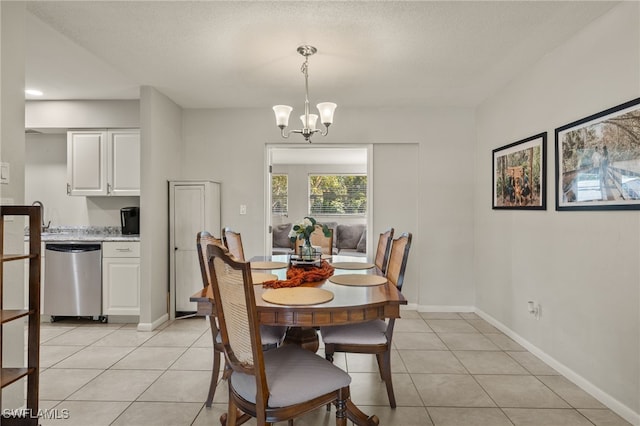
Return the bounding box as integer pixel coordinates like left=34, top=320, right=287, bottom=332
left=320, top=232, right=412, bottom=408
left=197, top=231, right=286, bottom=407
left=374, top=228, right=394, bottom=275
left=294, top=225, right=334, bottom=256
left=206, top=243, right=373, bottom=426
left=222, top=227, right=245, bottom=261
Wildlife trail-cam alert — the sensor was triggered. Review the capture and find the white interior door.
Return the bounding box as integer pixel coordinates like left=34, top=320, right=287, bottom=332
left=173, top=184, right=206, bottom=313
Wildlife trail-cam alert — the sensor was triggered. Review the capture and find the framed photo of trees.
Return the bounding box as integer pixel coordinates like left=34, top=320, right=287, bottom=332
left=493, top=132, right=547, bottom=210
left=555, top=97, right=640, bottom=211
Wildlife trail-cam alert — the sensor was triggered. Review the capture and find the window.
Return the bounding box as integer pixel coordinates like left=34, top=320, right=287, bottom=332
left=309, top=174, right=367, bottom=215
left=271, top=174, right=288, bottom=215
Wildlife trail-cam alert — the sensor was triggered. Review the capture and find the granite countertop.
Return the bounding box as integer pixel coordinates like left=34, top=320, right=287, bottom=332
left=25, top=226, right=140, bottom=242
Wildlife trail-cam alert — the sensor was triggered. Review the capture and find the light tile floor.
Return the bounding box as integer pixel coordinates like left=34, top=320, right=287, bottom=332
left=24, top=311, right=630, bottom=426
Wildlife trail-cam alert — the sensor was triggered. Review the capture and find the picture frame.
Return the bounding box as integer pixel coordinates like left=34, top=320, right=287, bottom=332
left=492, top=132, right=547, bottom=210
left=555, top=97, right=640, bottom=211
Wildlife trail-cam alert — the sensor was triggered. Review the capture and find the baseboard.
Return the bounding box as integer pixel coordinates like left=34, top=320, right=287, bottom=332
left=475, top=309, right=640, bottom=426
left=416, top=304, right=475, bottom=313
left=402, top=303, right=418, bottom=311
left=137, top=313, right=169, bottom=332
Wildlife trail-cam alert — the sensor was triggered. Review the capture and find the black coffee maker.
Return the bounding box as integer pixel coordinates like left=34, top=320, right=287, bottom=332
left=120, top=207, right=140, bottom=235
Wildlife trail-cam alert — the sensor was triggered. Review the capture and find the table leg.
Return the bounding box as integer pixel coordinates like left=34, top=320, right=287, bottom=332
left=345, top=399, right=379, bottom=426
left=283, top=327, right=319, bottom=352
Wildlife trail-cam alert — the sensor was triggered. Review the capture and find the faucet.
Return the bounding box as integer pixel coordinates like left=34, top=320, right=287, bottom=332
left=31, top=201, right=51, bottom=232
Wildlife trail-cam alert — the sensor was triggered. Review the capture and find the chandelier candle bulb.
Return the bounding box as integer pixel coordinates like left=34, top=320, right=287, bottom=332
left=273, top=105, right=293, bottom=128
left=317, top=102, right=337, bottom=125
left=300, top=113, right=318, bottom=131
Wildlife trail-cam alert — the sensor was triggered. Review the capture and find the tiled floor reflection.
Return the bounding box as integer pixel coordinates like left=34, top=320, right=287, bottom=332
left=27, top=312, right=630, bottom=425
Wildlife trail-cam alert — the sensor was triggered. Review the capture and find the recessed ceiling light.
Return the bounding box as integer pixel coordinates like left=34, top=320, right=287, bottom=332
left=25, top=89, right=43, bottom=96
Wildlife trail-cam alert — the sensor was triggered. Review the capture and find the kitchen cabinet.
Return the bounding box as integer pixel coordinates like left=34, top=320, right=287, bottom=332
left=169, top=181, right=220, bottom=316
left=102, top=241, right=140, bottom=316
left=67, top=129, right=140, bottom=196
left=1, top=206, right=41, bottom=425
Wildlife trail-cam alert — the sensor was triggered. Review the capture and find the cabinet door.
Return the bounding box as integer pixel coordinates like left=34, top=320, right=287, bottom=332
left=172, top=184, right=206, bottom=312
left=67, top=130, right=108, bottom=196
left=108, top=130, right=140, bottom=196
left=102, top=257, right=140, bottom=315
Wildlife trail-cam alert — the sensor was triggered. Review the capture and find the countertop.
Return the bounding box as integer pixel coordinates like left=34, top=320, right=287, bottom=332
left=25, top=226, right=140, bottom=242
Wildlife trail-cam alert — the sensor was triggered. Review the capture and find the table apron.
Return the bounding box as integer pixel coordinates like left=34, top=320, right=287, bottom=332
left=257, top=303, right=401, bottom=327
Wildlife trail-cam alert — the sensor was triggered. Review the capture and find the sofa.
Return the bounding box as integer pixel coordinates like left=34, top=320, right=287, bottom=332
left=272, top=222, right=367, bottom=257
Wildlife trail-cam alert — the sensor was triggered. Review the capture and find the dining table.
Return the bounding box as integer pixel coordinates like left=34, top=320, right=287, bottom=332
left=190, top=253, right=407, bottom=426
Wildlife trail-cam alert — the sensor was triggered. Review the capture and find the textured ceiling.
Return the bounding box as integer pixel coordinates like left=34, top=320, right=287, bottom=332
left=25, top=1, right=618, bottom=109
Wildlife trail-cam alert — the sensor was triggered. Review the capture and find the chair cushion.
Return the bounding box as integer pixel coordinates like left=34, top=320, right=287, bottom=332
left=260, top=325, right=287, bottom=345
left=230, top=344, right=351, bottom=407
left=215, top=326, right=285, bottom=346
left=321, top=320, right=388, bottom=345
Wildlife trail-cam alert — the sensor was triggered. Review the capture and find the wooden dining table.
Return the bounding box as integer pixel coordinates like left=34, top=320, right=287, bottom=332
left=190, top=254, right=407, bottom=426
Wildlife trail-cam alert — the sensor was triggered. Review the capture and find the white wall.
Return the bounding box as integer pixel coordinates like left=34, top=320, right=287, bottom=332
left=25, top=133, right=139, bottom=226
left=475, top=2, right=639, bottom=421
left=26, top=100, right=139, bottom=130
left=138, top=86, right=183, bottom=330
left=182, top=106, right=476, bottom=310
left=1, top=0, right=26, bottom=410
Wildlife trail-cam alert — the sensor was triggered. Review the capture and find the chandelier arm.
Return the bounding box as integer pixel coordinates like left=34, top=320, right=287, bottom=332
left=279, top=127, right=291, bottom=139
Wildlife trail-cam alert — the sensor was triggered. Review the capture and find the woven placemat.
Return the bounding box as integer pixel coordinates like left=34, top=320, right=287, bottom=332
left=329, top=274, right=387, bottom=286
left=251, top=272, right=278, bottom=285
left=330, top=262, right=375, bottom=270
left=251, top=261, right=288, bottom=270
left=262, top=287, right=334, bottom=306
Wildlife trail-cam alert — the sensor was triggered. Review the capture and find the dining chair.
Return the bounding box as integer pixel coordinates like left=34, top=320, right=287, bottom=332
left=320, top=232, right=412, bottom=409
left=374, top=228, right=394, bottom=275
left=197, top=231, right=286, bottom=408
left=205, top=243, right=375, bottom=426
left=223, top=227, right=245, bottom=261
left=295, top=224, right=334, bottom=256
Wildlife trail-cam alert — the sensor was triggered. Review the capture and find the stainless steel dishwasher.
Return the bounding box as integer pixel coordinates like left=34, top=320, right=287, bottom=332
left=43, top=242, right=104, bottom=322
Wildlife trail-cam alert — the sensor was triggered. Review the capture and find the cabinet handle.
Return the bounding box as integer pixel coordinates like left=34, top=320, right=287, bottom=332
left=107, top=183, right=112, bottom=194
left=67, top=183, right=71, bottom=194
left=116, top=248, right=131, bottom=252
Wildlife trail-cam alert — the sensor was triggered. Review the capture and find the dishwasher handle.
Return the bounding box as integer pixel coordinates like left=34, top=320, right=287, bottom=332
left=46, top=243, right=102, bottom=253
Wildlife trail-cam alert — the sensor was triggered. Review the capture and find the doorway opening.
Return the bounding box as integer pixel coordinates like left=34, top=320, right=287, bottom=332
left=265, top=145, right=373, bottom=258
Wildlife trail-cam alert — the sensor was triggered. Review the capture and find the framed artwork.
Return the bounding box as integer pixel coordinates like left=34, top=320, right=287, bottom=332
left=555, top=97, right=640, bottom=211
left=492, top=132, right=547, bottom=210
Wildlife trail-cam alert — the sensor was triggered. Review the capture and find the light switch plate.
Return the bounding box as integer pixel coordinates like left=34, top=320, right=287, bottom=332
left=0, top=162, right=9, bottom=184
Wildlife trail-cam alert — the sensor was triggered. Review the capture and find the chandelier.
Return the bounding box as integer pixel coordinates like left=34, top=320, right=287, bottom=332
left=272, top=45, right=336, bottom=143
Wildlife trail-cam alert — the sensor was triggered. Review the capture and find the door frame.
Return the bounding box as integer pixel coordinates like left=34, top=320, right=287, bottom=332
left=264, top=144, right=374, bottom=259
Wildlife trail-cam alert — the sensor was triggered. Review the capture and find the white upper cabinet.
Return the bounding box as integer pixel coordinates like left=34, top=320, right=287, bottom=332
left=67, top=130, right=107, bottom=196
left=67, top=129, right=140, bottom=196
left=108, top=130, right=140, bottom=196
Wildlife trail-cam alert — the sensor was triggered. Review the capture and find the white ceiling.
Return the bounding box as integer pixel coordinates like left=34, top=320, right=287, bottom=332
left=25, top=1, right=617, bottom=109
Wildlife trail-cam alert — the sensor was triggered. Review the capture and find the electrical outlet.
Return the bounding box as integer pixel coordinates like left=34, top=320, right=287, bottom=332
left=528, top=301, right=541, bottom=320
left=240, top=204, right=247, bottom=215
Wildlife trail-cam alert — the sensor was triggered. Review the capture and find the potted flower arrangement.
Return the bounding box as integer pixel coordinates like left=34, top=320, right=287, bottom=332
left=288, top=216, right=330, bottom=260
